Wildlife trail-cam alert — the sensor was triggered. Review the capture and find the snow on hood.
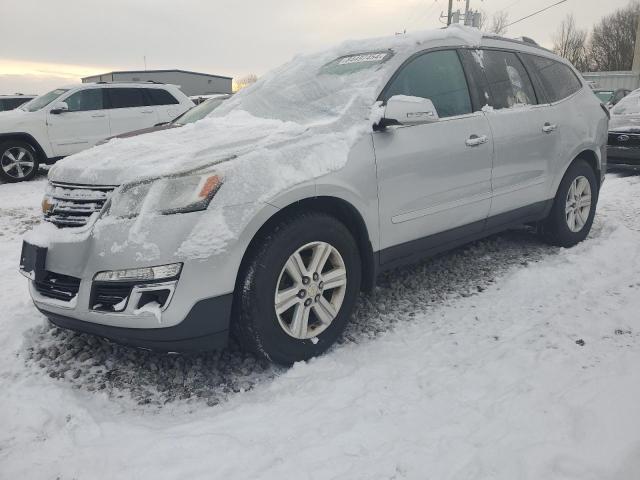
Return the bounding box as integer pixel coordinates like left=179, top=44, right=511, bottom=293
left=609, top=113, right=640, bottom=133
left=49, top=25, right=482, bottom=189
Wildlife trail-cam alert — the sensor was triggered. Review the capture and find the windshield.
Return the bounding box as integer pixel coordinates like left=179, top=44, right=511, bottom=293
left=173, top=97, right=227, bottom=125
left=21, top=88, right=68, bottom=112
left=211, top=47, right=398, bottom=125
left=594, top=91, right=613, bottom=103
left=612, top=94, right=640, bottom=115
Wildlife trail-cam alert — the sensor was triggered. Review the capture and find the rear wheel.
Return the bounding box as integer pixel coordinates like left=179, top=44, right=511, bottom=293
left=0, top=140, right=40, bottom=182
left=233, top=212, right=361, bottom=365
left=542, top=159, right=598, bottom=247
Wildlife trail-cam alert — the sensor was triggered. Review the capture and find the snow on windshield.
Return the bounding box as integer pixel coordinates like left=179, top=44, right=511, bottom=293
left=211, top=49, right=395, bottom=126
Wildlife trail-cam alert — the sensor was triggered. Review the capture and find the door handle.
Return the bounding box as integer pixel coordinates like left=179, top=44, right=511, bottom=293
left=465, top=134, right=488, bottom=147
left=141, top=110, right=154, bottom=114
left=91, top=114, right=106, bottom=118
left=542, top=122, right=557, bottom=133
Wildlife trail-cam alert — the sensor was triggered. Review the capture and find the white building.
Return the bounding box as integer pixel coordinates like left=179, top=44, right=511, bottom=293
left=82, top=69, right=232, bottom=96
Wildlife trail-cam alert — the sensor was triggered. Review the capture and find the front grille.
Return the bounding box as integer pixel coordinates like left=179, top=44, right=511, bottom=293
left=90, top=283, right=134, bottom=312
left=34, top=272, right=81, bottom=302
left=608, top=132, right=640, bottom=147
left=44, top=182, right=116, bottom=228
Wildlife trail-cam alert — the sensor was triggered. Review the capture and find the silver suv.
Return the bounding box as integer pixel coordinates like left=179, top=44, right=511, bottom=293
left=20, top=27, right=608, bottom=364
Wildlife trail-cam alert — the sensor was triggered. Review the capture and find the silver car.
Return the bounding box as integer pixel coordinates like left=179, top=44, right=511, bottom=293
left=20, top=27, right=608, bottom=365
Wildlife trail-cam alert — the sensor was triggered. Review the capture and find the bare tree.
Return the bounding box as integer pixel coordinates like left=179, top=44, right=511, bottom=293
left=489, top=11, right=509, bottom=36
left=588, top=1, right=640, bottom=71
left=233, top=73, right=258, bottom=92
left=553, top=14, right=589, bottom=71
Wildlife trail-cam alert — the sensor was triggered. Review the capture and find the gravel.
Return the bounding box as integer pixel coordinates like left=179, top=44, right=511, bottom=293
left=22, top=226, right=560, bottom=408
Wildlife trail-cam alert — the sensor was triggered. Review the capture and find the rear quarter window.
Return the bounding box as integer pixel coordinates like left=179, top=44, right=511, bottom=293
left=522, top=54, right=583, bottom=103
left=146, top=88, right=179, bottom=105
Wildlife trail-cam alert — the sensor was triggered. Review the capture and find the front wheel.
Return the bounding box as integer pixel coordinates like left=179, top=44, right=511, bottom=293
left=542, top=159, right=598, bottom=247
left=233, top=212, right=361, bottom=365
left=0, top=140, right=40, bottom=183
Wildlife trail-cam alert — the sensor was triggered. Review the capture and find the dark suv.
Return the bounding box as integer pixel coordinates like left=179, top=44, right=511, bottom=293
left=0, top=94, right=36, bottom=112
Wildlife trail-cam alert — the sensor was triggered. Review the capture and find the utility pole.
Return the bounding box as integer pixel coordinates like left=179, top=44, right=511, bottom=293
left=464, top=0, right=471, bottom=23
left=447, top=0, right=454, bottom=26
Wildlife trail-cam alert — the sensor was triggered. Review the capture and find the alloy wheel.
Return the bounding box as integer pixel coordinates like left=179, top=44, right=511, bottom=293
left=1, top=147, right=35, bottom=180
left=274, top=241, right=347, bottom=339
left=565, top=175, right=592, bottom=233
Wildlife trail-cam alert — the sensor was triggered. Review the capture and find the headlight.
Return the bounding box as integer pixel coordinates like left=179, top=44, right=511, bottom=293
left=104, top=169, right=223, bottom=219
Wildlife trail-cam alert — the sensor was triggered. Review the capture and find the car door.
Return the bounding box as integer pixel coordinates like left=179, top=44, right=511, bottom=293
left=373, top=49, right=493, bottom=264
left=106, top=87, right=160, bottom=136
left=519, top=53, right=588, bottom=199
left=47, top=88, right=110, bottom=157
left=460, top=49, right=557, bottom=220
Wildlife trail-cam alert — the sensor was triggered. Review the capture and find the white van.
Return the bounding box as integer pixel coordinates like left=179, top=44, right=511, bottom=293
left=0, top=83, right=193, bottom=182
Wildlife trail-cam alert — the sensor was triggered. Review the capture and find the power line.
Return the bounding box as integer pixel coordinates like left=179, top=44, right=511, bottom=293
left=498, top=0, right=525, bottom=14
left=504, top=0, right=568, bottom=28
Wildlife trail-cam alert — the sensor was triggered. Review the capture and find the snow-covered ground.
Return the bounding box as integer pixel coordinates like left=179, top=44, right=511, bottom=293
left=1, top=171, right=639, bottom=479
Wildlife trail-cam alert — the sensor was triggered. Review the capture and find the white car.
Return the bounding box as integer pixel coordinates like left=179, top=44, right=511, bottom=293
left=0, top=83, right=193, bottom=182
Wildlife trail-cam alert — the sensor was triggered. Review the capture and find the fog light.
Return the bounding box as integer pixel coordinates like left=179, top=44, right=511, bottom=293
left=94, top=263, right=182, bottom=282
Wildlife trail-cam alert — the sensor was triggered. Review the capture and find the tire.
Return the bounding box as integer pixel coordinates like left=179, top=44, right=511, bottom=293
left=0, top=140, right=40, bottom=183
left=542, top=159, right=598, bottom=247
left=233, top=212, right=362, bottom=365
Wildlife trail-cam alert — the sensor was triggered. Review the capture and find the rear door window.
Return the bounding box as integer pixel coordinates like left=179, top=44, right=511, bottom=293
left=521, top=54, right=583, bottom=103
left=64, top=89, right=105, bottom=112
left=107, top=88, right=147, bottom=109
left=382, top=49, right=472, bottom=118
left=146, top=88, right=179, bottom=105
left=475, top=50, right=537, bottom=109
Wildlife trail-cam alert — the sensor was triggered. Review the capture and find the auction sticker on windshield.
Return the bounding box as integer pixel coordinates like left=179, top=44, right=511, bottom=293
left=321, top=50, right=393, bottom=75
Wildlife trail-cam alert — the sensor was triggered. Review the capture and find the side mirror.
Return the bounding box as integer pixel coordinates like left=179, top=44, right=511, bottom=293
left=378, top=95, right=439, bottom=128
left=50, top=101, right=69, bottom=115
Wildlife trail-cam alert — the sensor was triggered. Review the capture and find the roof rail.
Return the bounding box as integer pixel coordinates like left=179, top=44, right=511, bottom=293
left=517, top=36, right=539, bottom=46
left=90, top=80, right=168, bottom=85
left=482, top=32, right=550, bottom=52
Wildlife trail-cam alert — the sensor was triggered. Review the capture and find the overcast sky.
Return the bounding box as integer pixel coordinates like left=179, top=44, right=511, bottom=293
left=0, top=0, right=634, bottom=94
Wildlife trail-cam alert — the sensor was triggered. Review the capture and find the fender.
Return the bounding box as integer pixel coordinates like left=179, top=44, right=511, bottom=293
left=549, top=143, right=602, bottom=199
left=0, top=132, right=56, bottom=162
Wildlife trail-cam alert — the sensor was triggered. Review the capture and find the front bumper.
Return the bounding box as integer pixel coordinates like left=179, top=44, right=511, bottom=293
left=22, top=202, right=276, bottom=352
left=607, top=145, right=640, bottom=167
left=39, top=294, right=233, bottom=352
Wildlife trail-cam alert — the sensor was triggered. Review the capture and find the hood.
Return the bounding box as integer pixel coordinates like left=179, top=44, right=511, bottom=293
left=99, top=123, right=180, bottom=145
left=49, top=25, right=483, bottom=198
left=609, top=114, right=640, bottom=133
left=0, top=108, right=31, bottom=128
